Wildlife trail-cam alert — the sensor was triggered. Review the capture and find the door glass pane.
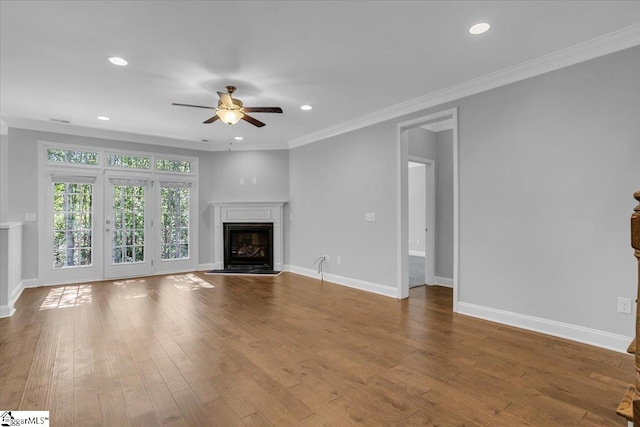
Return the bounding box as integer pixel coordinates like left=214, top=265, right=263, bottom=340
left=112, top=184, right=145, bottom=264
left=53, top=182, right=93, bottom=268
left=160, top=186, right=189, bottom=260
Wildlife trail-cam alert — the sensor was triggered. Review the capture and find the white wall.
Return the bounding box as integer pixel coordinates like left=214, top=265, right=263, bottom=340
left=0, top=132, right=8, bottom=223
left=408, top=164, right=426, bottom=254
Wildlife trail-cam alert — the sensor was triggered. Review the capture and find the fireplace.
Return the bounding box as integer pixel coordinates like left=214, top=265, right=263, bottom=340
left=209, top=201, right=285, bottom=272
left=223, top=223, right=274, bottom=271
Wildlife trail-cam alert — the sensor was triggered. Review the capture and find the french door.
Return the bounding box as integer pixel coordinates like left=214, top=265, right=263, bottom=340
left=41, top=144, right=198, bottom=285
left=103, top=172, right=153, bottom=279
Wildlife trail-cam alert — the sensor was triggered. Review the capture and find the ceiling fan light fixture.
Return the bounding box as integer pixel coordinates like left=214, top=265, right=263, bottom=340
left=216, top=108, right=244, bottom=125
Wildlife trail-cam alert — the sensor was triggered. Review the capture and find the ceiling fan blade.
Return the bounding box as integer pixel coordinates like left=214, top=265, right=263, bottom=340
left=203, top=115, right=220, bottom=124
left=172, top=102, right=215, bottom=110
left=217, top=92, right=233, bottom=107
left=244, top=107, right=283, bottom=113
left=241, top=114, right=266, bottom=127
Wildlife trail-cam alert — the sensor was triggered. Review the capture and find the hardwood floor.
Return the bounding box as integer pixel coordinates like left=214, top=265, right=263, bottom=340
left=0, top=272, right=634, bottom=426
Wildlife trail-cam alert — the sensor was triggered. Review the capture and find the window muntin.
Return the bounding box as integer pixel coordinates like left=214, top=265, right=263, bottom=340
left=53, top=182, right=93, bottom=268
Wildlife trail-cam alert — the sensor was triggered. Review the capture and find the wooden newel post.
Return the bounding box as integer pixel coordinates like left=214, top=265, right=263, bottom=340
left=632, top=191, right=640, bottom=426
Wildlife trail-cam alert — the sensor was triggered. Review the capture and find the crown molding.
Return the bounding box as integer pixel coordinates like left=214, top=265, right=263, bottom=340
left=288, top=23, right=640, bottom=149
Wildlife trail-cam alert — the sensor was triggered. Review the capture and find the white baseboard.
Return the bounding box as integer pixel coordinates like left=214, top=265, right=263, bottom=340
left=433, top=276, right=453, bottom=288
left=196, top=263, right=216, bottom=271
left=0, top=278, right=36, bottom=318
left=457, top=301, right=632, bottom=354
left=409, top=251, right=426, bottom=257
left=0, top=304, right=15, bottom=318
left=284, top=265, right=398, bottom=298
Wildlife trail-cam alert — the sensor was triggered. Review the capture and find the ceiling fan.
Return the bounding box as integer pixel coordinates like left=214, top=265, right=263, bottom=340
left=172, top=86, right=283, bottom=127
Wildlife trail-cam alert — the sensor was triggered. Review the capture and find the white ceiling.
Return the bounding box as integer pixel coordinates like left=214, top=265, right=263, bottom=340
left=2, top=1, right=640, bottom=151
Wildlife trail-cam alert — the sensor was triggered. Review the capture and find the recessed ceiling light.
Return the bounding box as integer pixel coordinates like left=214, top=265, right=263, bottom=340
left=108, top=56, right=128, bottom=66
left=97, top=116, right=110, bottom=121
left=469, top=23, right=490, bottom=35
left=300, top=105, right=312, bottom=111
left=234, top=136, right=243, bottom=140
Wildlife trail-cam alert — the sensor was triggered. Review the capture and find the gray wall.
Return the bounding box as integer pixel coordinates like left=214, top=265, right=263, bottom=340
left=4, top=128, right=289, bottom=279
left=209, top=150, right=289, bottom=202
left=289, top=45, right=640, bottom=337
left=452, top=46, right=639, bottom=334
left=408, top=127, right=437, bottom=159
left=408, top=164, right=426, bottom=253
left=435, top=129, right=453, bottom=279
left=288, top=122, right=397, bottom=286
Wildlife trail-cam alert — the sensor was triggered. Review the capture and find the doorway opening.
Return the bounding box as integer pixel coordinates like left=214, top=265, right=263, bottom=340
left=396, top=108, right=459, bottom=311
left=408, top=159, right=434, bottom=288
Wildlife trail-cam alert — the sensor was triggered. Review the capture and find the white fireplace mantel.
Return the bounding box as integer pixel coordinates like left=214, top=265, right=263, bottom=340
left=208, top=201, right=287, bottom=271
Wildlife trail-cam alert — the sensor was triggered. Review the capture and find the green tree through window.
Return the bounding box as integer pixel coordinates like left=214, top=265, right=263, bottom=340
left=53, top=182, right=93, bottom=268
left=112, top=185, right=145, bottom=264
left=161, top=186, right=189, bottom=259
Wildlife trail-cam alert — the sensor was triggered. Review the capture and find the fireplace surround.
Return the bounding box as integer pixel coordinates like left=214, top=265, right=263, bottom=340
left=209, top=201, right=286, bottom=272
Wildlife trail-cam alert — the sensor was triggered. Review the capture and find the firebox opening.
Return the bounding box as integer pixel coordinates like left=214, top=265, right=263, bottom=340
left=223, top=223, right=274, bottom=271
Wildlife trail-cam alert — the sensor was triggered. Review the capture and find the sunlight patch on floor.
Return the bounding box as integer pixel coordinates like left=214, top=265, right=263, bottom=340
left=40, top=284, right=92, bottom=310
left=168, top=273, right=215, bottom=290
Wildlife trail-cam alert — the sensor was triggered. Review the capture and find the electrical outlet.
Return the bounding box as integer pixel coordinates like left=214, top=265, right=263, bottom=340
left=337, top=256, right=341, bottom=265
left=324, top=255, right=330, bottom=263
left=618, top=297, right=632, bottom=314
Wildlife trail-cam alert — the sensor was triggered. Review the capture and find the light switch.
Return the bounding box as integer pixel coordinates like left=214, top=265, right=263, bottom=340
left=239, top=178, right=245, bottom=185
left=252, top=177, right=257, bottom=184
left=25, top=213, right=37, bottom=222
left=364, top=212, right=376, bottom=222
